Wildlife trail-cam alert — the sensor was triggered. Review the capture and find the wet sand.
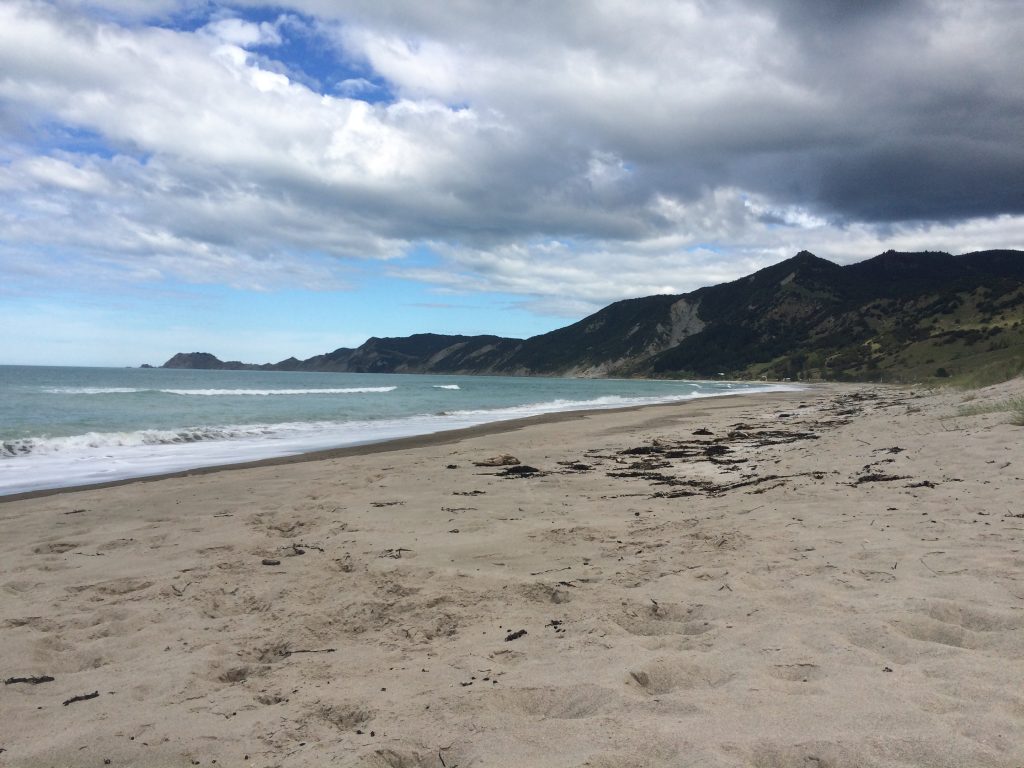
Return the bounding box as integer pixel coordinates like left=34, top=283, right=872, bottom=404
left=2, top=381, right=1023, bottom=767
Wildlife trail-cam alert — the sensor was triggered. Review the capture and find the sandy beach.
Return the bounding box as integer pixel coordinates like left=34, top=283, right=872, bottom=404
left=2, top=382, right=1023, bottom=768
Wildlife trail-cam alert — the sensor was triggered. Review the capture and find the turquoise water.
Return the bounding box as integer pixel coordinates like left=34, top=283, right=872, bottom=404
left=0, top=366, right=795, bottom=495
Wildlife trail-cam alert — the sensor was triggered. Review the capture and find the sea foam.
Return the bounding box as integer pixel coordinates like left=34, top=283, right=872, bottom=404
left=44, top=386, right=398, bottom=396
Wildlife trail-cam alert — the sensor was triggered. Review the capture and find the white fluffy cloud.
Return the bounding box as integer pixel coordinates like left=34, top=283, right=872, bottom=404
left=201, top=17, right=282, bottom=47
left=1, top=0, right=1023, bottom=319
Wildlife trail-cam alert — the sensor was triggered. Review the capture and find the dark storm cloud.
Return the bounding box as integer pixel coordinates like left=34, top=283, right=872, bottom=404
left=712, top=0, right=1024, bottom=223
left=310, top=0, right=1024, bottom=227
left=772, top=0, right=915, bottom=34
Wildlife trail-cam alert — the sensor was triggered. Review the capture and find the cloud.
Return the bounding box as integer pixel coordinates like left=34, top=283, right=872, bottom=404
left=1, top=154, right=110, bottom=194
left=322, top=0, right=1024, bottom=223
left=396, top=193, right=1024, bottom=317
left=0, top=0, right=1022, bottom=324
left=201, top=17, right=283, bottom=47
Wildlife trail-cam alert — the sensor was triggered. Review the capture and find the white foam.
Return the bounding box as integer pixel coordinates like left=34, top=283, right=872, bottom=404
left=160, top=387, right=398, bottom=396
left=44, top=386, right=397, bottom=396
left=43, top=387, right=145, bottom=394
left=432, top=384, right=461, bottom=390
left=2, top=425, right=277, bottom=457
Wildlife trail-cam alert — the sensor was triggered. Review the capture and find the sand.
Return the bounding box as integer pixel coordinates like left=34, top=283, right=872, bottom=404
left=1, top=382, right=1023, bottom=767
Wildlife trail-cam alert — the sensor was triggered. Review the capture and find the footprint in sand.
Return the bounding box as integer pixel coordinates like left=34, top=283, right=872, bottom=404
left=31, top=542, right=78, bottom=554
left=843, top=623, right=919, bottom=665
left=255, top=692, right=288, bottom=705
left=198, top=589, right=272, bottom=619
left=627, top=659, right=734, bottom=695
left=250, top=510, right=313, bottom=538
left=356, top=745, right=470, bottom=768
left=3, top=580, right=44, bottom=596
left=314, top=701, right=375, bottom=730
left=890, top=598, right=1024, bottom=652
left=64, top=577, right=153, bottom=597
left=515, top=581, right=574, bottom=604
left=614, top=600, right=715, bottom=637
left=216, top=666, right=251, bottom=684
left=246, top=640, right=294, bottom=664
left=891, top=616, right=973, bottom=649
left=484, top=684, right=616, bottom=719
left=768, top=662, right=825, bottom=683
left=95, top=578, right=154, bottom=596
left=918, top=598, right=1023, bottom=632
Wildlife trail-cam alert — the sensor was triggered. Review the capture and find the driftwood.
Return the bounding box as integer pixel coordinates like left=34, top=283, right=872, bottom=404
left=853, top=473, right=910, bottom=485
left=282, top=647, right=335, bottom=658
left=63, top=691, right=99, bottom=706
left=4, top=675, right=55, bottom=685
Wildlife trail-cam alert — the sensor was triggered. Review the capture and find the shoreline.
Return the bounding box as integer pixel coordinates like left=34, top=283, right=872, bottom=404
left=0, top=385, right=814, bottom=503
left=4, top=380, right=1022, bottom=767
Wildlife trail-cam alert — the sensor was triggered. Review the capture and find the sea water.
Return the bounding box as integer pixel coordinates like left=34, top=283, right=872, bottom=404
left=0, top=366, right=796, bottom=495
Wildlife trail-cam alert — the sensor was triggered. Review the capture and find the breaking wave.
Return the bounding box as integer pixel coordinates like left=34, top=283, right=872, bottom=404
left=432, top=384, right=461, bottom=390
left=1, top=425, right=283, bottom=457
left=43, top=386, right=397, bottom=396
left=42, top=387, right=142, bottom=394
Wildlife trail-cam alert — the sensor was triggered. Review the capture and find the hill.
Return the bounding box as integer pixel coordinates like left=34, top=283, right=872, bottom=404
left=161, top=249, right=1024, bottom=383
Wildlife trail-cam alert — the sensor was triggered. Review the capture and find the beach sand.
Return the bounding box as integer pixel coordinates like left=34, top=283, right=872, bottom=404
left=2, top=382, right=1022, bottom=767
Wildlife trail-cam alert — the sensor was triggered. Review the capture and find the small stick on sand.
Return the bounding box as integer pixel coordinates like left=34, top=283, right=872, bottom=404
left=63, top=691, right=99, bottom=706
left=529, top=566, right=571, bottom=576
left=281, top=648, right=336, bottom=657
left=5, top=675, right=55, bottom=685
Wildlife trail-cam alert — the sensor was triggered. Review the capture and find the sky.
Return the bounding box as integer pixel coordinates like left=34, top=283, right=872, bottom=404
left=1, top=0, right=1023, bottom=366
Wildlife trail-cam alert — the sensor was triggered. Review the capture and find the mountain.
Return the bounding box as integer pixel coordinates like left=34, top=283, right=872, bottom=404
left=161, top=249, right=1024, bottom=383
left=163, top=352, right=255, bottom=370
left=641, top=249, right=1024, bottom=381
left=276, top=334, right=521, bottom=374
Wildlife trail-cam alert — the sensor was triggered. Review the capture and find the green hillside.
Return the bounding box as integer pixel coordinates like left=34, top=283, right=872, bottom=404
left=162, top=249, right=1024, bottom=384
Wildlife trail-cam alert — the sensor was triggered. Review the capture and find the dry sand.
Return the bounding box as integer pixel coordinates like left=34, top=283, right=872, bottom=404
left=1, top=382, right=1023, bottom=767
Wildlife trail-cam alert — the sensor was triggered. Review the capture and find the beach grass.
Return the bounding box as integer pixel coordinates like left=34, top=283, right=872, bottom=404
left=954, top=394, right=1024, bottom=423
left=945, top=353, right=1024, bottom=389
left=1012, top=399, right=1024, bottom=425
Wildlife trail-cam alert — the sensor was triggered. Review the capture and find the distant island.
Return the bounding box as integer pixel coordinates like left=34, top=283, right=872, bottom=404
left=161, top=249, right=1024, bottom=384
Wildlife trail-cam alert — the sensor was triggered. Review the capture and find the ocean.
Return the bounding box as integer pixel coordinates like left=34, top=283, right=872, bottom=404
left=0, top=366, right=796, bottom=495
